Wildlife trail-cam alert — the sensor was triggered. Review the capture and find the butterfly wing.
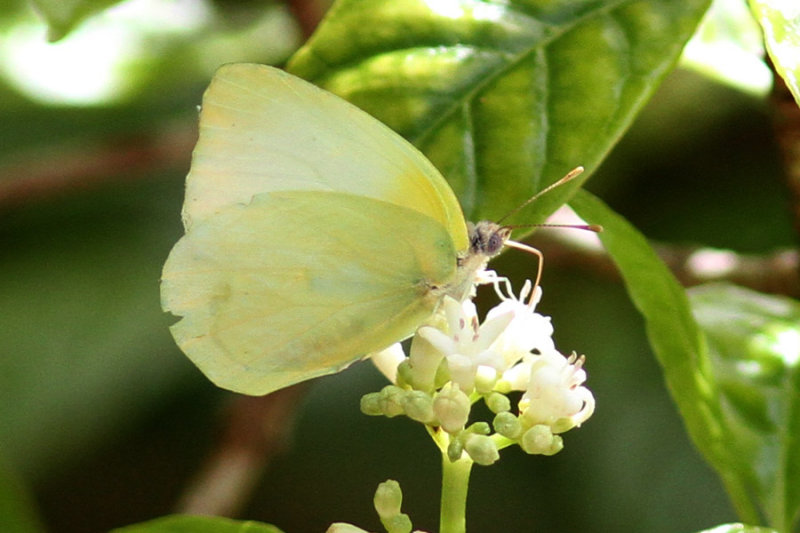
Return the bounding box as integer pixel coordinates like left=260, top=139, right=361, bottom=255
left=161, top=191, right=456, bottom=395
left=182, top=63, right=469, bottom=252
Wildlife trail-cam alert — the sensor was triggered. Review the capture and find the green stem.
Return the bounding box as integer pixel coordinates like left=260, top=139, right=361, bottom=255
left=439, top=453, right=473, bottom=533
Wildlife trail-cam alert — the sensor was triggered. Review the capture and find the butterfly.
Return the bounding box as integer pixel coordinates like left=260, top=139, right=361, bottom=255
left=161, top=63, right=563, bottom=396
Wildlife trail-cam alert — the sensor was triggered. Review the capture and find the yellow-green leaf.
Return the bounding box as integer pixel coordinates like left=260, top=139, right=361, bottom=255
left=749, top=0, right=800, bottom=106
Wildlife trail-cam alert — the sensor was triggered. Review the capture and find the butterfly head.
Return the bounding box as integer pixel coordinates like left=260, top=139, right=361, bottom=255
left=467, top=220, right=512, bottom=259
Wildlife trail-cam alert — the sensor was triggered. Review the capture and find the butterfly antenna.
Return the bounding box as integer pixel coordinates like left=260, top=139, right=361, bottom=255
left=496, top=166, right=585, bottom=224
left=505, top=222, right=604, bottom=233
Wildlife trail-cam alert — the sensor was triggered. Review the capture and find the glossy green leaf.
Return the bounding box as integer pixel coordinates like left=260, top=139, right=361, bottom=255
left=287, top=0, right=711, bottom=225
left=696, top=524, right=776, bottom=533
left=749, top=0, right=800, bottom=106
left=569, top=190, right=760, bottom=525
left=690, top=283, right=800, bottom=533
left=0, top=464, right=44, bottom=533
left=28, top=0, right=125, bottom=40
left=111, top=515, right=285, bottom=533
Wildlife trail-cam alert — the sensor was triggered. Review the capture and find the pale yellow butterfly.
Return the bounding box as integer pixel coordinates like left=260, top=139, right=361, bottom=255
left=161, top=63, right=520, bottom=396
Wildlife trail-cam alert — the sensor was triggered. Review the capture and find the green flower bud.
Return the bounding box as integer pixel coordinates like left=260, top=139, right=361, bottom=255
left=360, top=392, right=383, bottom=416
left=379, top=385, right=407, bottom=418
left=433, top=383, right=471, bottom=433
left=520, top=424, right=552, bottom=454
left=402, top=390, right=435, bottom=424
left=551, top=416, right=577, bottom=434
left=520, top=424, right=564, bottom=456
left=434, top=360, right=451, bottom=389
left=326, top=523, right=370, bottom=533
left=543, top=435, right=564, bottom=456
left=493, top=412, right=522, bottom=439
left=374, top=480, right=403, bottom=518
left=395, top=359, right=413, bottom=389
left=380, top=514, right=413, bottom=533
left=463, top=434, right=500, bottom=466
left=485, top=392, right=511, bottom=414
left=447, top=436, right=464, bottom=463
left=466, top=421, right=491, bottom=435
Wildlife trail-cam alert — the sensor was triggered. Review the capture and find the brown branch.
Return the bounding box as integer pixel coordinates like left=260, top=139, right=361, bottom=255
left=0, top=120, right=196, bottom=209
left=285, top=0, right=328, bottom=39
left=769, top=61, right=800, bottom=245
left=175, top=384, right=309, bottom=517
left=534, top=231, right=800, bottom=299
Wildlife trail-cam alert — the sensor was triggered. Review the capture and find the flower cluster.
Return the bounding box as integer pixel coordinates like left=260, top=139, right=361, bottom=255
left=361, top=276, right=594, bottom=465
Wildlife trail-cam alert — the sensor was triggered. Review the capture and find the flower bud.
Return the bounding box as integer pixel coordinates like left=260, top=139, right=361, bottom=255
left=360, top=392, right=383, bottom=416
left=493, top=412, right=522, bottom=439
left=466, top=421, right=491, bottom=435
left=395, top=359, right=413, bottom=389
left=326, top=523, right=370, bottom=533
left=402, top=391, right=435, bottom=424
left=379, top=385, right=407, bottom=418
left=447, top=437, right=464, bottom=463
left=485, top=392, right=510, bottom=414
left=520, top=424, right=564, bottom=456
left=374, top=480, right=403, bottom=518
left=433, top=383, right=471, bottom=433
left=463, top=434, right=499, bottom=466
left=381, top=515, right=413, bottom=533
left=551, top=416, right=577, bottom=434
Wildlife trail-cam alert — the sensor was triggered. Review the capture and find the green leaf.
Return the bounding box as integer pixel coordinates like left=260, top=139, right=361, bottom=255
left=690, top=283, right=800, bottom=533
left=568, top=190, right=760, bottom=525
left=110, top=514, right=285, bottom=533
left=0, top=463, right=44, bottom=533
left=287, top=0, right=711, bottom=224
left=28, top=0, right=126, bottom=41
left=681, top=0, right=771, bottom=96
left=749, top=0, right=800, bottom=106
left=696, top=524, right=777, bottom=533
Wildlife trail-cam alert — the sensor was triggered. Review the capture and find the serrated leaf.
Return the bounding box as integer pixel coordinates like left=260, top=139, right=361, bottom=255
left=287, top=0, right=711, bottom=224
left=690, top=283, right=800, bottom=533
left=749, top=0, right=800, bottom=106
left=569, top=190, right=761, bottom=525
left=28, top=0, right=125, bottom=41
left=110, top=514, right=285, bottom=533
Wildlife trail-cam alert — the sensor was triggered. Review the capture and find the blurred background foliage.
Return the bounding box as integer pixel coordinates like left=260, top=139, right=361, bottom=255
left=0, top=0, right=796, bottom=532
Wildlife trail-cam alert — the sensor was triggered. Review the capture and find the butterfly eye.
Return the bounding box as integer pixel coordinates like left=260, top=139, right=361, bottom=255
left=487, top=233, right=504, bottom=255
left=487, top=227, right=512, bottom=256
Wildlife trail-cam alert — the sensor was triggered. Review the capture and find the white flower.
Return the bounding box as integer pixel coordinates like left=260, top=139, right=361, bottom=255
left=370, top=342, right=407, bottom=384
left=365, top=276, right=595, bottom=456
left=418, top=297, right=511, bottom=393
left=488, top=279, right=555, bottom=366
left=519, top=350, right=595, bottom=431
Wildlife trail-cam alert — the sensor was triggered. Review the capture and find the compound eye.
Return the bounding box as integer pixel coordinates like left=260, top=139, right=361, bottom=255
left=488, top=232, right=504, bottom=254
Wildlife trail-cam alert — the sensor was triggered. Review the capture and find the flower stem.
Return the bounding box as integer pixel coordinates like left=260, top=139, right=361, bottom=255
left=439, top=453, right=473, bottom=533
